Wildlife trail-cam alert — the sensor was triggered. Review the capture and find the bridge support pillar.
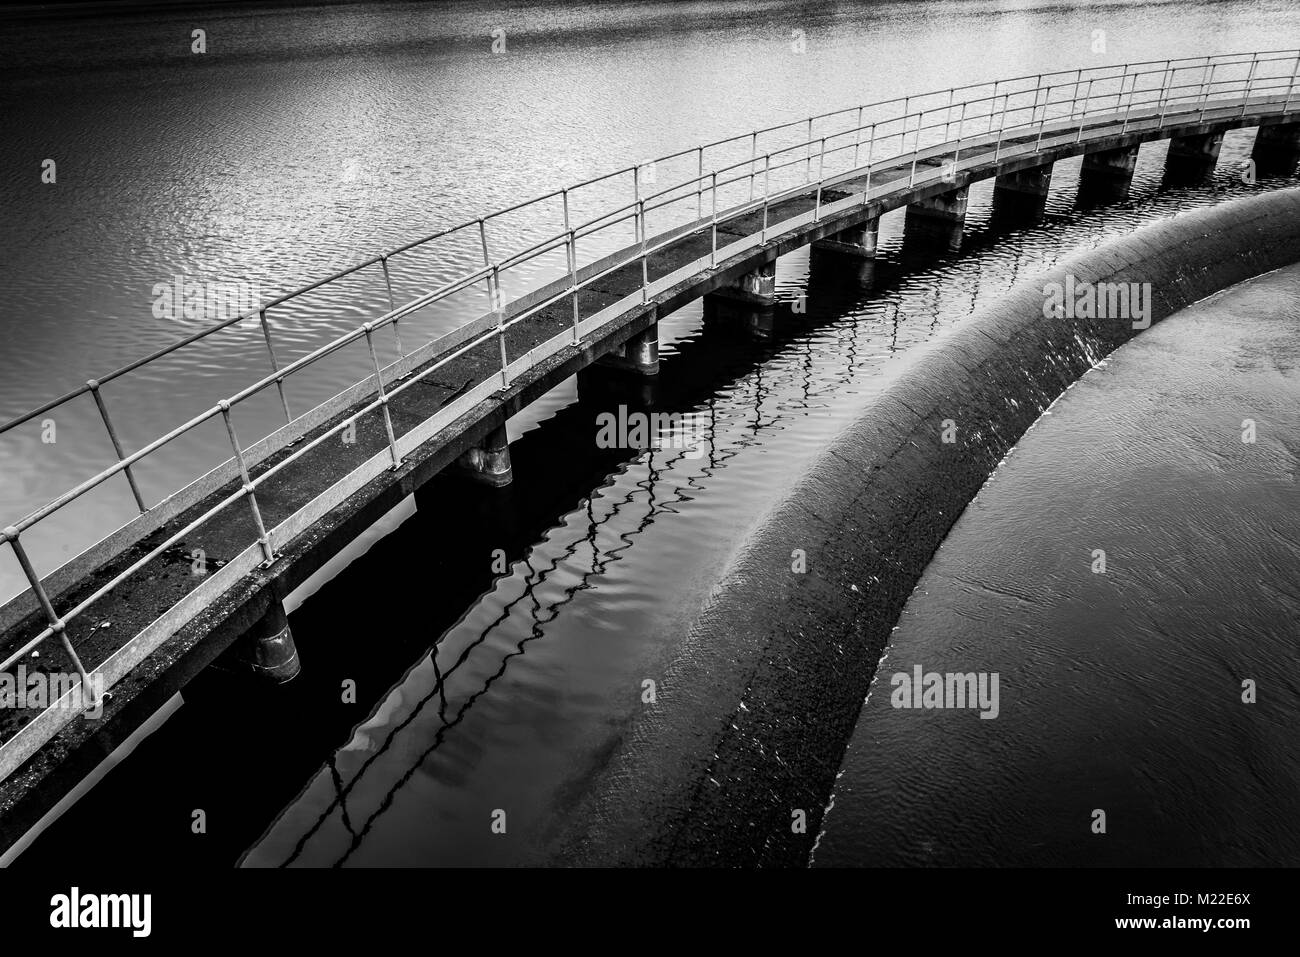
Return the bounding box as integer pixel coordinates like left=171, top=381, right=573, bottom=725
left=710, top=260, right=777, bottom=303
left=993, top=163, right=1052, bottom=217
left=455, top=423, right=513, bottom=488
left=596, top=323, right=659, bottom=377
left=703, top=294, right=777, bottom=340
left=229, top=598, right=300, bottom=684
left=1078, top=144, right=1139, bottom=203
left=1251, top=122, right=1300, bottom=174
left=577, top=364, right=659, bottom=408
left=1164, top=131, right=1224, bottom=182
left=812, top=218, right=878, bottom=258
left=905, top=185, right=969, bottom=249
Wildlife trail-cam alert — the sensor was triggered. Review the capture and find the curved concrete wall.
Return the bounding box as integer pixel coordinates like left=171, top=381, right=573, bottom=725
left=553, top=186, right=1300, bottom=867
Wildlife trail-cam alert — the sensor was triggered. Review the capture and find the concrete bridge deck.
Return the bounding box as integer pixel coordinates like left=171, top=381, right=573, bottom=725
left=2, top=49, right=1299, bottom=853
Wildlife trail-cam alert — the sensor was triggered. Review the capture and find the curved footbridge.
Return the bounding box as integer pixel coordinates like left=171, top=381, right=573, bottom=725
left=2, top=50, right=1299, bottom=851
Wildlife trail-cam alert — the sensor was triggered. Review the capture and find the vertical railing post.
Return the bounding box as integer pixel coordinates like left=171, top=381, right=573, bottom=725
left=1070, top=68, right=1082, bottom=122
left=362, top=324, right=402, bottom=469
left=1035, top=85, right=1050, bottom=151
left=1, top=527, right=97, bottom=708
left=749, top=131, right=758, bottom=201
left=87, top=379, right=146, bottom=513
left=806, top=117, right=814, bottom=180
left=864, top=124, right=874, bottom=201
left=633, top=165, right=642, bottom=243
left=1199, top=59, right=1217, bottom=122
left=995, top=91, right=1009, bottom=160
left=638, top=200, right=649, bottom=302
left=853, top=105, right=864, bottom=166
left=491, top=266, right=509, bottom=388
left=709, top=171, right=718, bottom=267
left=814, top=138, right=826, bottom=220
left=219, top=401, right=275, bottom=565
left=1196, top=55, right=1211, bottom=122
left=379, top=256, right=404, bottom=359
left=1157, top=59, right=1173, bottom=127
left=259, top=309, right=293, bottom=424
left=696, top=146, right=704, bottom=218
left=1285, top=52, right=1300, bottom=113
left=563, top=189, right=580, bottom=343
left=1077, top=78, right=1095, bottom=142
left=1240, top=53, right=1259, bottom=118
left=761, top=154, right=771, bottom=243
left=478, top=219, right=495, bottom=313
left=567, top=229, right=580, bottom=343
left=1121, top=68, right=1135, bottom=133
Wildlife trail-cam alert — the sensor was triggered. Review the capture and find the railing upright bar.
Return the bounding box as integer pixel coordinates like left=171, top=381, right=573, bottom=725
left=1121, top=70, right=1135, bottom=133
left=639, top=200, right=650, bottom=302
left=219, top=402, right=275, bottom=565
left=563, top=190, right=580, bottom=343
left=1035, top=84, right=1050, bottom=151
left=478, top=219, right=495, bottom=312
left=1240, top=53, right=1259, bottom=118
left=864, top=124, right=874, bottom=200
left=86, top=379, right=147, bottom=514
left=749, top=132, right=758, bottom=201
left=995, top=91, right=1008, bottom=160
left=258, top=309, right=293, bottom=424
left=633, top=165, right=642, bottom=243
left=363, top=325, right=402, bottom=469
left=380, top=256, right=405, bottom=359
left=1157, top=59, right=1173, bottom=126
left=566, top=230, right=580, bottom=343
left=0, top=529, right=96, bottom=704
left=814, top=138, right=826, bottom=220
left=1196, top=56, right=1212, bottom=122
left=806, top=117, right=814, bottom=180
left=761, top=154, right=771, bottom=243
left=1077, top=78, right=1095, bottom=142
left=1285, top=53, right=1300, bottom=112
left=709, top=172, right=718, bottom=268
left=492, top=267, right=509, bottom=387
left=697, top=147, right=705, bottom=218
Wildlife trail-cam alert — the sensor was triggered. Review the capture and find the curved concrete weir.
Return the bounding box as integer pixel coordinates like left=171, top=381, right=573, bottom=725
left=551, top=186, right=1300, bottom=867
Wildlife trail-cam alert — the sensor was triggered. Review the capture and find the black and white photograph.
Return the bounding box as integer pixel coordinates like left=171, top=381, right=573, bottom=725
left=0, top=0, right=1296, bottom=938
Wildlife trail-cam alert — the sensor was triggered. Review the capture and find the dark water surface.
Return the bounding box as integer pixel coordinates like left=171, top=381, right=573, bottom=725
left=3, top=1, right=1298, bottom=866
left=814, top=264, right=1300, bottom=867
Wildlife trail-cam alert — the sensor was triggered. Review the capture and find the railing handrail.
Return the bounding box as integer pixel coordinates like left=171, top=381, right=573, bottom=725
left=2, top=49, right=1298, bottom=701
left=6, top=47, right=1296, bottom=439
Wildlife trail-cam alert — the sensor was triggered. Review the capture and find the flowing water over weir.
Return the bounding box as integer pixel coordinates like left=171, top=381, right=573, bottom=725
left=3, top=0, right=1300, bottom=867
left=813, top=262, right=1300, bottom=867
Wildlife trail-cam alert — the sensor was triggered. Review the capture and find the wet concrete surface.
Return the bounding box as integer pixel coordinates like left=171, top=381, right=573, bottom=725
left=547, top=187, right=1300, bottom=866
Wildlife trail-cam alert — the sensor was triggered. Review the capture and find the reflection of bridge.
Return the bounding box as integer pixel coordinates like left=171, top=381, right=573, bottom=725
left=2, top=50, right=1299, bottom=847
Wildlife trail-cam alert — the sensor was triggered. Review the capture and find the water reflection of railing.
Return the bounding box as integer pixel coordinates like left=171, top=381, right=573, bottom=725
left=2, top=49, right=1298, bottom=708
left=275, top=430, right=749, bottom=867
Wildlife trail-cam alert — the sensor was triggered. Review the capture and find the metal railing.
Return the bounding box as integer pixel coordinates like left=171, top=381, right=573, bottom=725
left=1, top=48, right=1298, bottom=716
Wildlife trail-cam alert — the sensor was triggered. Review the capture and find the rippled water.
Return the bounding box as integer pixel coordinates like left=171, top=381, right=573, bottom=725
left=813, top=263, right=1300, bottom=867
left=5, top=0, right=1299, bottom=866
left=4, top=0, right=1300, bottom=598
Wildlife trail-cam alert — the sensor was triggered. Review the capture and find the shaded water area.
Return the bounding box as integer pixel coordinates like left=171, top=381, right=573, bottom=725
left=2, top=1, right=1299, bottom=866
left=815, top=263, right=1300, bottom=867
